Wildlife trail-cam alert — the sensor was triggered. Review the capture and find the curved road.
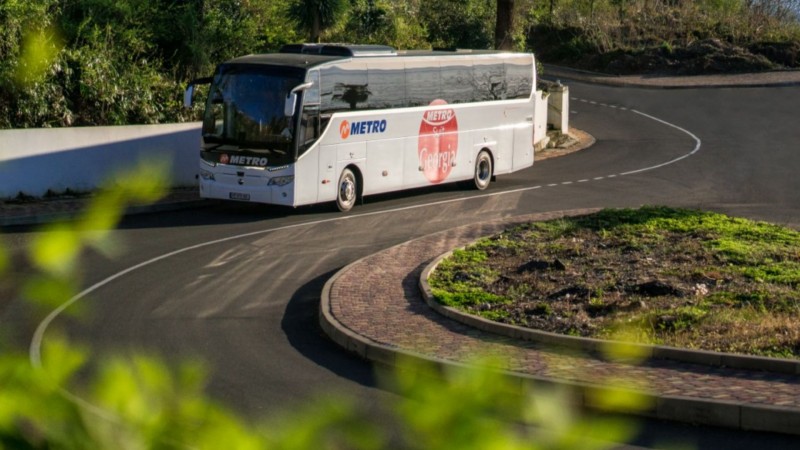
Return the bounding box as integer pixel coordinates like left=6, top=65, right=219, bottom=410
left=17, top=80, right=800, bottom=448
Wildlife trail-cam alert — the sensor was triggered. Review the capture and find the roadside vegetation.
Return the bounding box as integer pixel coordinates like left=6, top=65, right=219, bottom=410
left=531, top=0, right=800, bottom=74
left=2, top=0, right=799, bottom=129
left=430, top=207, right=800, bottom=359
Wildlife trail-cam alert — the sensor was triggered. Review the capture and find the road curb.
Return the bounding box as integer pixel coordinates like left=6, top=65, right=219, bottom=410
left=542, top=64, right=800, bottom=90
left=0, top=199, right=209, bottom=228
left=320, top=217, right=800, bottom=436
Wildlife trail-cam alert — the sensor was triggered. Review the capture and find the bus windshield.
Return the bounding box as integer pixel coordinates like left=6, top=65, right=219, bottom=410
left=202, top=66, right=304, bottom=161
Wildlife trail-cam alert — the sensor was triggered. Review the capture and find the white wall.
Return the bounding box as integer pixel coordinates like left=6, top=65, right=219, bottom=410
left=0, top=122, right=201, bottom=199
left=547, top=84, right=569, bottom=132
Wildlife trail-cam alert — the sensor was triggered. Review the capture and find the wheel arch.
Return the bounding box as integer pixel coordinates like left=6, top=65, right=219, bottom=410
left=344, top=163, right=364, bottom=199
left=478, top=147, right=495, bottom=177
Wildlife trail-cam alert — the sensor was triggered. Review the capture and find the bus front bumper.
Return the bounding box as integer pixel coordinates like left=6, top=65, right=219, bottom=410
left=199, top=177, right=294, bottom=206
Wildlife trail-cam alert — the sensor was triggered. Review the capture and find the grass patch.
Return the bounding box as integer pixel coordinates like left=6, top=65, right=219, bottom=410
left=429, top=206, right=800, bottom=359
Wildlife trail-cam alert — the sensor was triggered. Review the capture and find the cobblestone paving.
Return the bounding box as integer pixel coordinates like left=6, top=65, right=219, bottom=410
left=329, top=210, right=800, bottom=409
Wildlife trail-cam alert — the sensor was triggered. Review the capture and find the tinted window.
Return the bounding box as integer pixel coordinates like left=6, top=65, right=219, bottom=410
left=505, top=58, right=533, bottom=99
left=440, top=62, right=474, bottom=104
left=368, top=64, right=406, bottom=109
left=202, top=66, right=302, bottom=155
left=304, top=70, right=320, bottom=105
left=405, top=61, right=441, bottom=107
left=321, top=63, right=369, bottom=114
left=473, top=61, right=506, bottom=101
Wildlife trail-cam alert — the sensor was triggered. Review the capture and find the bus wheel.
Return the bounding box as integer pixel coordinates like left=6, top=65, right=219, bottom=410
left=473, top=151, right=492, bottom=190
left=337, top=168, right=358, bottom=212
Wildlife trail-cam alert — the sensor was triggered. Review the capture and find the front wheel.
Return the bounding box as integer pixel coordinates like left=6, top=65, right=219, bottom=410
left=336, top=168, right=358, bottom=212
left=473, top=151, right=492, bottom=190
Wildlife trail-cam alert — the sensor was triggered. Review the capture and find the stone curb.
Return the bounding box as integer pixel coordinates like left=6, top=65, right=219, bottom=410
left=542, top=64, right=800, bottom=89
left=0, top=199, right=209, bottom=228
left=320, top=226, right=800, bottom=436
left=420, top=250, right=800, bottom=376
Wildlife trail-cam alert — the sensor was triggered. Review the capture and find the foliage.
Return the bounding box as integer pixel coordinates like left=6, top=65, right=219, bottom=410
left=329, top=0, right=428, bottom=48
left=2, top=0, right=799, bottom=128
left=526, top=0, right=800, bottom=70
left=418, top=0, right=495, bottom=49
left=290, top=0, right=348, bottom=43
left=1, top=0, right=294, bottom=128
left=386, top=356, right=642, bottom=450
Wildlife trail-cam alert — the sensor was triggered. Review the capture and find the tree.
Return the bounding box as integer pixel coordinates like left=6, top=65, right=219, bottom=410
left=495, top=0, right=515, bottom=50
left=291, top=0, right=347, bottom=43
left=420, top=0, right=494, bottom=49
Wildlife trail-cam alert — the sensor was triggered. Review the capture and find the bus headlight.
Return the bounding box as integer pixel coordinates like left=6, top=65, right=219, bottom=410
left=268, top=175, right=294, bottom=186
left=200, top=169, right=215, bottom=181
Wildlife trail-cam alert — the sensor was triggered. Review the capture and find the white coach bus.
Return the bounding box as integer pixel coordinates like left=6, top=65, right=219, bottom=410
left=185, top=44, right=547, bottom=211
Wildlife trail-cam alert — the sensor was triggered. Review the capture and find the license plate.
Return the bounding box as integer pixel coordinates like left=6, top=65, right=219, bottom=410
left=229, top=192, right=250, bottom=201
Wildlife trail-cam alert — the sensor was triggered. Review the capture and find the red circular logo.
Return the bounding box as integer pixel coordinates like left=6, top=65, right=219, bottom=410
left=418, top=99, right=458, bottom=183
left=340, top=120, right=350, bottom=139
left=220, top=154, right=230, bottom=164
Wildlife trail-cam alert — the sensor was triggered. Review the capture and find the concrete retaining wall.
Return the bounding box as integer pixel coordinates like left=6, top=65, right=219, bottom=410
left=0, top=123, right=202, bottom=199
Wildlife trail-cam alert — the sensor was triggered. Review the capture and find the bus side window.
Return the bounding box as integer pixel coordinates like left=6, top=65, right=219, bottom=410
left=440, top=62, right=473, bottom=104
left=474, top=61, right=506, bottom=101
left=505, top=57, right=533, bottom=99
left=405, top=62, right=440, bottom=107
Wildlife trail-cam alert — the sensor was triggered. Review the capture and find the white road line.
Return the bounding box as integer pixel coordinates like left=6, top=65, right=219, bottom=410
left=619, top=110, right=702, bottom=175
left=30, top=96, right=704, bottom=379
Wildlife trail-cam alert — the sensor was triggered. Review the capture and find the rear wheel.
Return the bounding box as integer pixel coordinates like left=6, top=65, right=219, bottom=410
left=336, top=168, right=358, bottom=212
left=473, top=151, right=492, bottom=190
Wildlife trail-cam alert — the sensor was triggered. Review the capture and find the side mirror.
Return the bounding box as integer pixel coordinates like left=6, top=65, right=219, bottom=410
left=183, top=85, right=195, bottom=108
left=183, top=77, right=212, bottom=109
left=284, top=81, right=315, bottom=116
left=284, top=93, right=297, bottom=117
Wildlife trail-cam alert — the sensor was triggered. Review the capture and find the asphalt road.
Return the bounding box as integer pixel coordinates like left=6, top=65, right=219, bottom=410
left=5, top=80, right=800, bottom=448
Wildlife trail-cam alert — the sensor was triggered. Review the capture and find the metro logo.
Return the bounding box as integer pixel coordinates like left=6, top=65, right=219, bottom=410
left=340, top=119, right=388, bottom=139
left=423, top=109, right=454, bottom=124
left=219, top=154, right=269, bottom=167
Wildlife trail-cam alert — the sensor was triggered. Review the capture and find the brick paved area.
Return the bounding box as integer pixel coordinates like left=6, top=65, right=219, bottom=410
left=325, top=210, right=800, bottom=431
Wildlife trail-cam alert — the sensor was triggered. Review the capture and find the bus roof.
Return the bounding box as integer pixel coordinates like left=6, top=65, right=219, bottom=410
left=220, top=44, right=532, bottom=71
left=223, top=53, right=341, bottom=70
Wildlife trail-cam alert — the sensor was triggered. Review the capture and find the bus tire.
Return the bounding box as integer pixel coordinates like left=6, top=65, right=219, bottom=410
left=473, top=151, right=492, bottom=190
left=337, top=167, right=358, bottom=212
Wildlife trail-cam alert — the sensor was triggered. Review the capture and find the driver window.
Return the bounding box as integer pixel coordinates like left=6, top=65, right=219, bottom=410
left=298, top=71, right=321, bottom=155
left=299, top=105, right=320, bottom=155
